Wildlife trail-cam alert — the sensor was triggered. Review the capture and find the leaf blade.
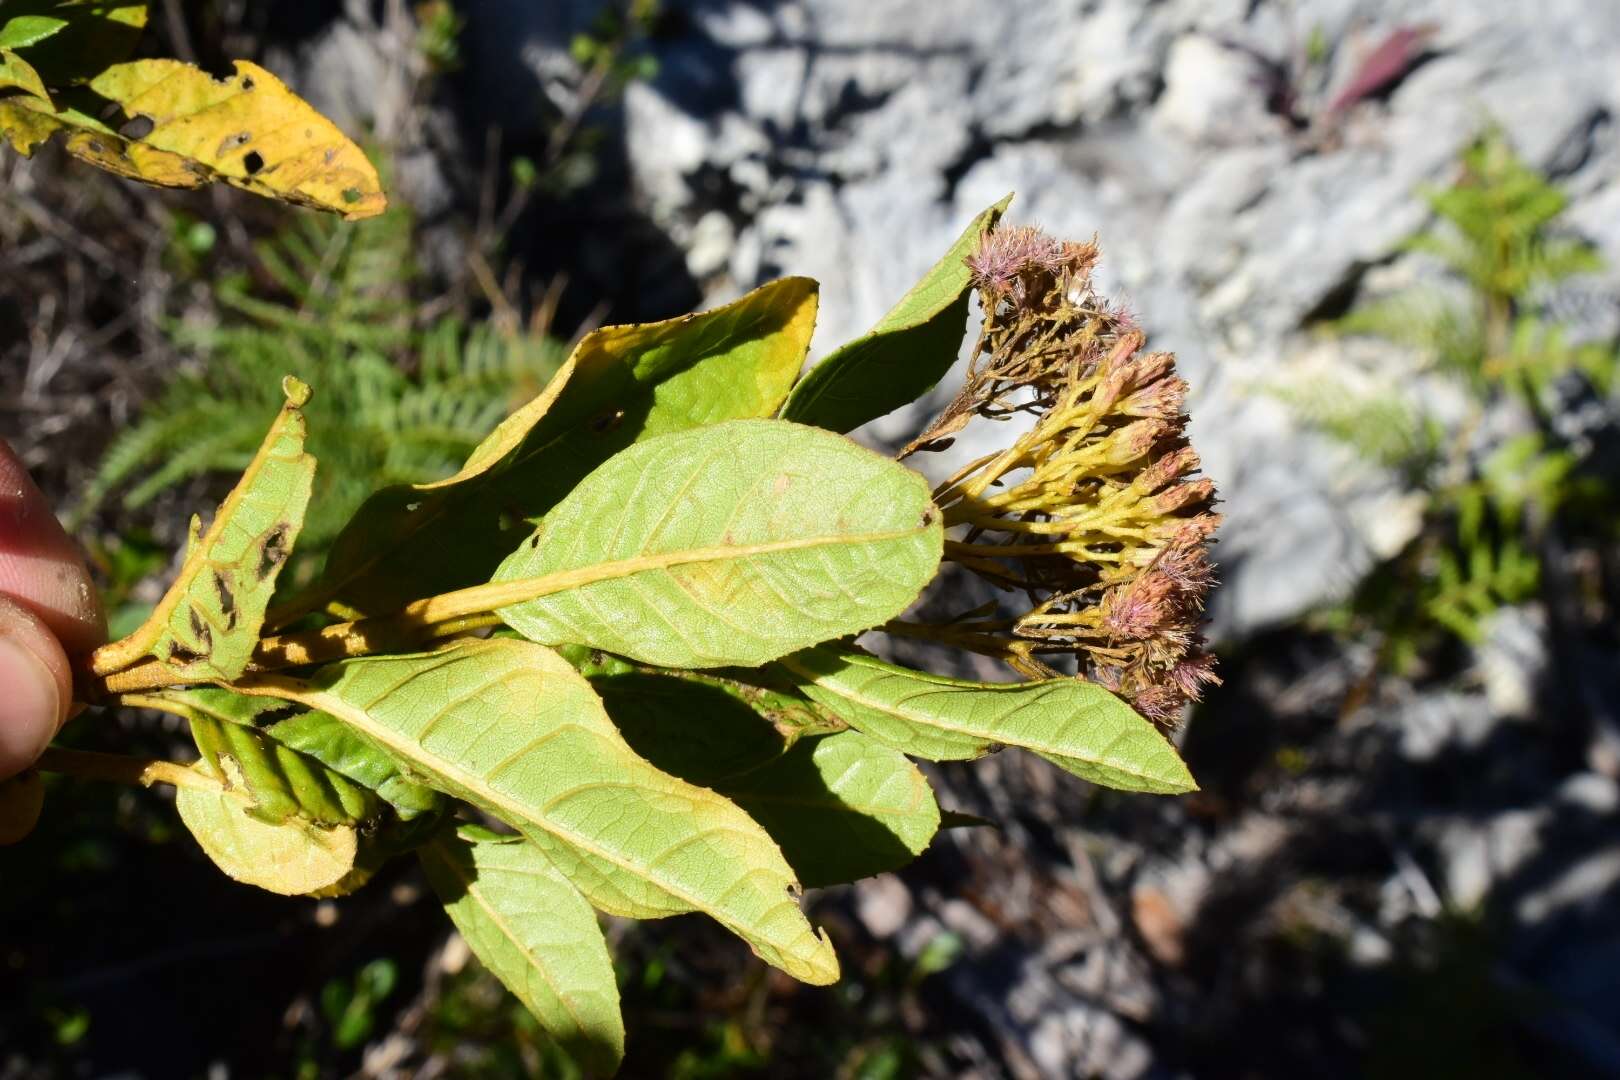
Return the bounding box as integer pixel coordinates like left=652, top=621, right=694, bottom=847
left=92, top=376, right=315, bottom=680
left=1, top=58, right=385, bottom=218
left=592, top=671, right=790, bottom=787
left=0, top=48, right=50, bottom=103
left=267, top=710, right=445, bottom=821
left=722, top=731, right=940, bottom=888
left=306, top=277, right=820, bottom=617
left=780, top=195, right=1012, bottom=432
left=175, top=760, right=360, bottom=897
left=0, top=14, right=68, bottom=50
left=178, top=695, right=385, bottom=827
left=782, top=646, right=1198, bottom=795
left=420, top=831, right=625, bottom=1075
left=494, top=419, right=942, bottom=669
left=0, top=2, right=145, bottom=84
left=587, top=668, right=934, bottom=886
left=177, top=786, right=359, bottom=896
left=241, top=639, right=841, bottom=985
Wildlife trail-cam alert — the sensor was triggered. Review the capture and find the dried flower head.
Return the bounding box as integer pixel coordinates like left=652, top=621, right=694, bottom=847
left=898, top=226, right=1221, bottom=723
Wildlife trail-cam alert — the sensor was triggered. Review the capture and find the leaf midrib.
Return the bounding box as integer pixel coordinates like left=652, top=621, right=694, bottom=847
left=247, top=673, right=821, bottom=968
left=424, top=840, right=594, bottom=1039
left=482, top=527, right=930, bottom=616
left=782, top=656, right=1167, bottom=785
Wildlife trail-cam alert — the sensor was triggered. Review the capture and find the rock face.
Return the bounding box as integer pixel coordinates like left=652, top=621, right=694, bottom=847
left=597, top=0, right=1620, bottom=637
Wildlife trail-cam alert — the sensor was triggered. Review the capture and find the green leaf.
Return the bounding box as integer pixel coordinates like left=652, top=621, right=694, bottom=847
left=0, top=14, right=68, bottom=50
left=91, top=376, right=315, bottom=681
left=781, top=646, right=1198, bottom=795
left=146, top=685, right=444, bottom=821
left=493, top=419, right=943, bottom=668
left=592, top=671, right=790, bottom=787
left=0, top=48, right=49, bottom=102
left=267, top=710, right=445, bottom=821
left=420, top=831, right=624, bottom=1075
left=176, top=783, right=359, bottom=897
left=240, top=638, right=840, bottom=985
left=176, top=694, right=385, bottom=827
left=587, top=669, right=934, bottom=886
left=722, top=731, right=940, bottom=888
left=780, top=195, right=1012, bottom=432
left=145, top=690, right=414, bottom=898
left=194, top=718, right=380, bottom=829
left=0, top=2, right=144, bottom=84
left=559, top=643, right=845, bottom=738
left=306, top=277, right=820, bottom=618
left=173, top=731, right=362, bottom=898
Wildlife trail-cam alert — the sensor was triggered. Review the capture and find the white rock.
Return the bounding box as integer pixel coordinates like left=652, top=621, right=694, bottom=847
left=1152, top=34, right=1273, bottom=145
left=624, top=81, right=715, bottom=222
left=1518, top=848, right=1620, bottom=926
left=683, top=210, right=735, bottom=280
left=1438, top=809, right=1548, bottom=910
left=854, top=874, right=913, bottom=938
left=1475, top=605, right=1549, bottom=720
left=1558, top=773, right=1620, bottom=816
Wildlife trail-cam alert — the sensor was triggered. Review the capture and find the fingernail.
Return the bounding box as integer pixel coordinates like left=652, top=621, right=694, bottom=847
left=0, top=637, right=61, bottom=777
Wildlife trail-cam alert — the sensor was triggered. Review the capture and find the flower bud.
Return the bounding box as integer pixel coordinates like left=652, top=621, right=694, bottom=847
left=1153, top=477, right=1216, bottom=515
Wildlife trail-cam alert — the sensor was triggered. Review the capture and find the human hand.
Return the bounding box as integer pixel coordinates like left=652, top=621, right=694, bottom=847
left=0, top=439, right=106, bottom=781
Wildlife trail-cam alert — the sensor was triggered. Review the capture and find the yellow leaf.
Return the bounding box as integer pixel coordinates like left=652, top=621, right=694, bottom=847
left=0, top=58, right=386, bottom=218
left=0, top=95, right=55, bottom=154
left=91, top=376, right=316, bottom=680
left=0, top=48, right=50, bottom=104
left=177, top=778, right=361, bottom=896
left=175, top=750, right=359, bottom=897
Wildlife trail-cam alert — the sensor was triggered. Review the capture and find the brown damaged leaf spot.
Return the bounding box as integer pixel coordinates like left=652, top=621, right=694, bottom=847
left=213, top=571, right=238, bottom=628
left=258, top=524, right=291, bottom=580
left=215, top=130, right=250, bottom=157
left=167, top=640, right=205, bottom=666
left=188, top=605, right=210, bottom=645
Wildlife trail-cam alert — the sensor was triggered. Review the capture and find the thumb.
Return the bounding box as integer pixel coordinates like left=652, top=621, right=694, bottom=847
left=0, top=596, right=71, bottom=779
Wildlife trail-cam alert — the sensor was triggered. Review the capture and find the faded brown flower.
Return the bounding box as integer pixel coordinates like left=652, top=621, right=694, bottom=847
left=897, top=225, right=1221, bottom=724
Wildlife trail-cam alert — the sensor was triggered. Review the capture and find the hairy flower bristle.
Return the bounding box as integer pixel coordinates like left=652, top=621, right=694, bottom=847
left=897, top=226, right=1221, bottom=723
left=965, top=225, right=1069, bottom=294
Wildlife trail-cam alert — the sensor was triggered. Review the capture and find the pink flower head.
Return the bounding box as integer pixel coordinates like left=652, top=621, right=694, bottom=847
left=965, top=225, right=1068, bottom=293
left=1168, top=651, right=1222, bottom=698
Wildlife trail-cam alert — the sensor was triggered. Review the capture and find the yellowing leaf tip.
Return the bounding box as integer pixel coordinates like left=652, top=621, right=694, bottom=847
left=282, top=375, right=312, bottom=407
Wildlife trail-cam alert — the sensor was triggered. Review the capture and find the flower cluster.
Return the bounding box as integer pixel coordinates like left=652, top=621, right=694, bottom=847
left=900, top=226, right=1221, bottom=723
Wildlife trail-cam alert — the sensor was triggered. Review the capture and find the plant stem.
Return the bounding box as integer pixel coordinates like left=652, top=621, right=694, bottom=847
left=88, top=535, right=922, bottom=698
left=35, top=746, right=206, bottom=790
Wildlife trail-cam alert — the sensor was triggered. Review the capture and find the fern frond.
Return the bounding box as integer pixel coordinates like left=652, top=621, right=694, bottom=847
left=1415, top=128, right=1604, bottom=309
left=90, top=197, right=565, bottom=570
left=1269, top=377, right=1441, bottom=481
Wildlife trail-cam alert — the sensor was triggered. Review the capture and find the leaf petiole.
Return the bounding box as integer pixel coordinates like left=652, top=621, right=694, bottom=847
left=34, top=746, right=205, bottom=790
